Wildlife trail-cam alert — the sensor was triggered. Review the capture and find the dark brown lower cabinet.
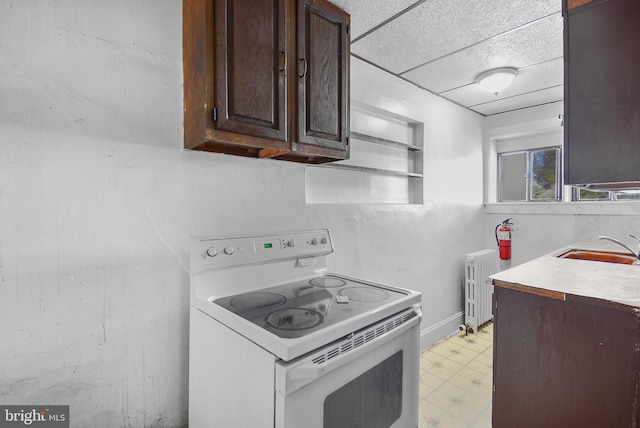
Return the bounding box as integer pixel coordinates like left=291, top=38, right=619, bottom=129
left=492, top=284, right=640, bottom=427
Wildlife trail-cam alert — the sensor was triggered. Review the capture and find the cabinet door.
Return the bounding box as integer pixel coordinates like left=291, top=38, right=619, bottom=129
left=564, top=0, right=640, bottom=185
left=214, top=0, right=287, bottom=142
left=493, top=286, right=640, bottom=427
left=295, top=0, right=349, bottom=157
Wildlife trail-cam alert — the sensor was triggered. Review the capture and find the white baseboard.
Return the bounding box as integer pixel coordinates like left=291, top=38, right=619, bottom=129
left=419, top=311, right=464, bottom=352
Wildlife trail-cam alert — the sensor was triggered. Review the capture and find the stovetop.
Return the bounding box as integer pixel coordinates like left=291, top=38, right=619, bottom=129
left=213, top=274, right=409, bottom=338
left=192, top=230, right=421, bottom=360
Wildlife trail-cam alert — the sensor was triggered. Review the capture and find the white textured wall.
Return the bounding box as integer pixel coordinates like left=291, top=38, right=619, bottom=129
left=0, top=1, right=484, bottom=426
left=485, top=209, right=640, bottom=268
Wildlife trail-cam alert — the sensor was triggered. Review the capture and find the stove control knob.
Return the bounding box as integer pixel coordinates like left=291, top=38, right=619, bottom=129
left=311, top=238, right=318, bottom=245
left=320, top=237, right=328, bottom=245
left=206, top=247, right=218, bottom=258
left=286, top=239, right=295, bottom=248
left=224, top=245, right=234, bottom=255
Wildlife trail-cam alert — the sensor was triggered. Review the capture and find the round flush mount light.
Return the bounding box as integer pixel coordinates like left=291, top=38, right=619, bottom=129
left=476, top=67, right=518, bottom=94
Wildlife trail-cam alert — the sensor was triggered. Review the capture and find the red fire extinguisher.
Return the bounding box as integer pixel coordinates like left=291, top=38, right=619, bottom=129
left=495, top=218, right=513, bottom=260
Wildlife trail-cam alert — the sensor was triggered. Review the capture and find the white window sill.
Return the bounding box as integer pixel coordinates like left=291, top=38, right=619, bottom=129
left=485, top=201, right=640, bottom=216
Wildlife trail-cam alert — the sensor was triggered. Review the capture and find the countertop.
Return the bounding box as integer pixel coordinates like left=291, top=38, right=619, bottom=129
left=491, top=241, right=640, bottom=308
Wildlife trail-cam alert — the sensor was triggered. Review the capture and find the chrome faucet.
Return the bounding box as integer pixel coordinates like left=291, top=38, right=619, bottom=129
left=599, top=235, right=640, bottom=265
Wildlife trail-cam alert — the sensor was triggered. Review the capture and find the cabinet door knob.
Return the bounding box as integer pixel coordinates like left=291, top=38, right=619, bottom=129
left=279, top=51, right=286, bottom=72
left=299, top=58, right=307, bottom=78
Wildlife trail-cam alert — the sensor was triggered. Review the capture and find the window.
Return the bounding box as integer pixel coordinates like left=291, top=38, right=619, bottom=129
left=574, top=188, right=640, bottom=201
left=498, top=147, right=561, bottom=202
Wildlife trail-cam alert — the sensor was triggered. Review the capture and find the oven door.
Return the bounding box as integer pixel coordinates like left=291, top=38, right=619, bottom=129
left=275, top=306, right=421, bottom=428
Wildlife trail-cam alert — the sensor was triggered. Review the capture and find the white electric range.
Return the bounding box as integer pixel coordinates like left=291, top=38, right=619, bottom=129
left=189, top=229, right=421, bottom=428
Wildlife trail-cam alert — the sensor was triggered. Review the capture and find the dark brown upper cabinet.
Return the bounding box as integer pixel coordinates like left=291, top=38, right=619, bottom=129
left=563, top=0, right=640, bottom=189
left=183, top=0, right=350, bottom=164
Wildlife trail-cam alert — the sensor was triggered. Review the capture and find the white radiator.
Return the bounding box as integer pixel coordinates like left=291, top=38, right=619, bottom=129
left=464, top=249, right=499, bottom=334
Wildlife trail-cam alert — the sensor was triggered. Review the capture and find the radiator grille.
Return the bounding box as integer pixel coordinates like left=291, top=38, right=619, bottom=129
left=464, top=249, right=498, bottom=334
left=310, top=309, right=417, bottom=365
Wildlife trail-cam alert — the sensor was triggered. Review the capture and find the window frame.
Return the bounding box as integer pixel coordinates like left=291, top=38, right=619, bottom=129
left=497, top=146, right=562, bottom=203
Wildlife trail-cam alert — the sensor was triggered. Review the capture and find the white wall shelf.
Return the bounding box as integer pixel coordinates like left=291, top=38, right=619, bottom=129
left=312, top=163, right=424, bottom=178
left=305, top=102, right=424, bottom=204
left=350, top=131, right=422, bottom=152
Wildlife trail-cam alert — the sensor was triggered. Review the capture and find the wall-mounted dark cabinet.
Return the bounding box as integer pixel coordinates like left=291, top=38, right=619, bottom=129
left=183, top=0, right=350, bottom=164
left=563, top=0, right=640, bottom=188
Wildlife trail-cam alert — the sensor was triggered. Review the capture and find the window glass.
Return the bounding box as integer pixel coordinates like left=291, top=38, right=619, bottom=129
left=576, top=188, right=611, bottom=201
left=530, top=148, right=559, bottom=200
left=499, top=152, right=527, bottom=201
left=615, top=191, right=640, bottom=201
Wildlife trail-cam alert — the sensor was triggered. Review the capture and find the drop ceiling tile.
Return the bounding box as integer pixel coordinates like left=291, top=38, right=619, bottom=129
left=328, top=0, right=416, bottom=40
left=401, top=14, right=563, bottom=94
left=351, top=0, right=561, bottom=74
left=466, top=86, right=564, bottom=116
left=440, top=57, right=564, bottom=107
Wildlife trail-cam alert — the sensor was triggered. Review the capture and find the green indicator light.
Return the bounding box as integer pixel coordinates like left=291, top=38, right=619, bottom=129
left=264, top=243, right=273, bottom=249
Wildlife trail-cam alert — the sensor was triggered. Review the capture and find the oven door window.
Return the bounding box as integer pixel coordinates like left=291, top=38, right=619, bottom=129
left=323, top=351, right=403, bottom=428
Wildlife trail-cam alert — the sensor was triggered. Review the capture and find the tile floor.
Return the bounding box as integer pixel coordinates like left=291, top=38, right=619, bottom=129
left=418, top=322, right=493, bottom=428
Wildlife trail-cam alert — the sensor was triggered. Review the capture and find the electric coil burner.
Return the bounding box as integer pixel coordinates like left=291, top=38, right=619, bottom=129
left=189, top=229, right=422, bottom=428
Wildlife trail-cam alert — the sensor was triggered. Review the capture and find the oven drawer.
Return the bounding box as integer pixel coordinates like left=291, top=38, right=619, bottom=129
left=275, top=306, right=421, bottom=428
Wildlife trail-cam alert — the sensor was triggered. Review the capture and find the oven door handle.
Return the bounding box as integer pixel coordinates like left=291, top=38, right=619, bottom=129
left=278, top=307, right=421, bottom=394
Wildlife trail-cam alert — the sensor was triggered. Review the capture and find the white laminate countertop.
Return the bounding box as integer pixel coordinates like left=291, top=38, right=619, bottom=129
left=491, top=241, right=640, bottom=308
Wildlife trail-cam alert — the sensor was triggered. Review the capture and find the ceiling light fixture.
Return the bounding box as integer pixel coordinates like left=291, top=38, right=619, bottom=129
left=476, top=67, right=518, bottom=94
